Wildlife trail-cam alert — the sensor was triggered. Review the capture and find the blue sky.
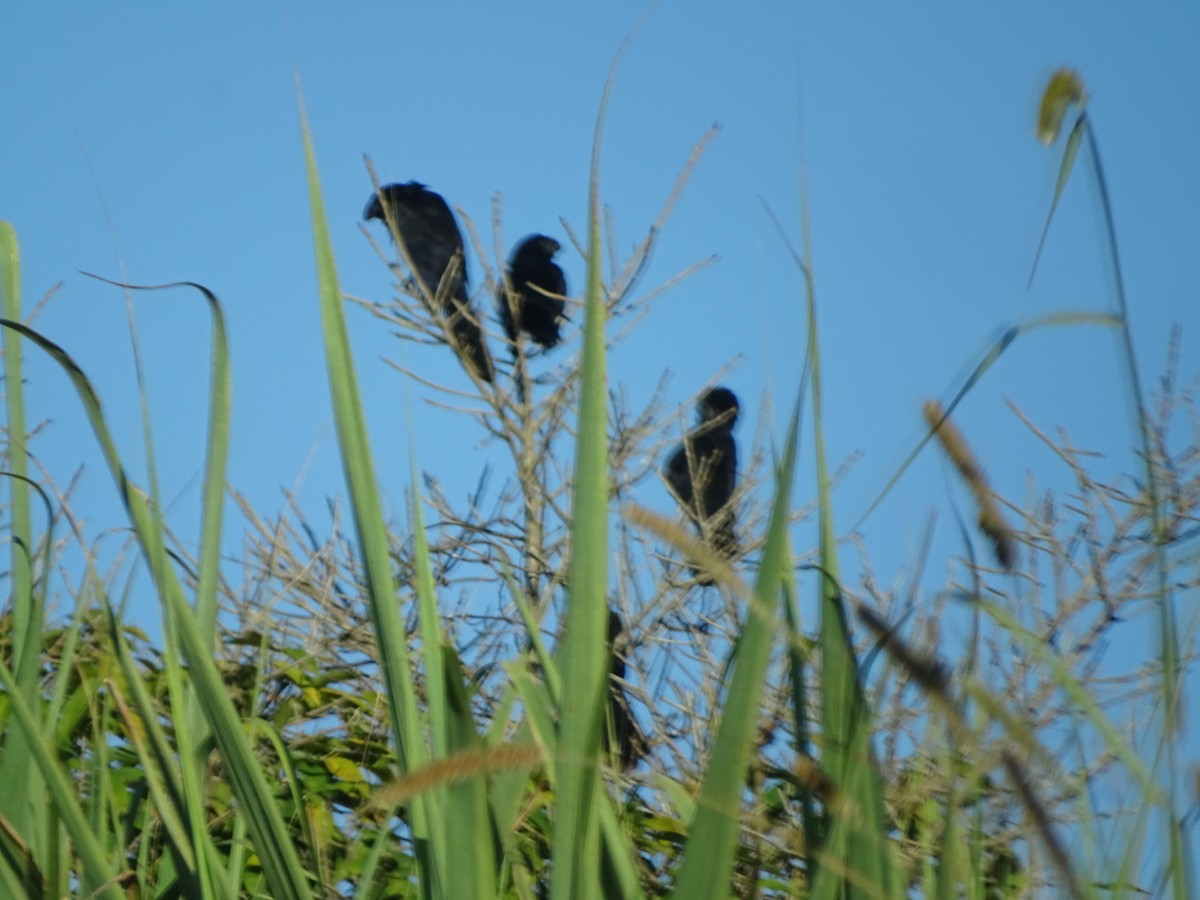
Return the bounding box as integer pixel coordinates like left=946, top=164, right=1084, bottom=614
left=3, top=1, right=1198, bottom=844
left=5, top=4, right=1197, bottom=590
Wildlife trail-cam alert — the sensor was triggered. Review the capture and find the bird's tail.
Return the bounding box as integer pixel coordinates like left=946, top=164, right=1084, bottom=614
left=691, top=512, right=738, bottom=587
left=443, top=308, right=494, bottom=383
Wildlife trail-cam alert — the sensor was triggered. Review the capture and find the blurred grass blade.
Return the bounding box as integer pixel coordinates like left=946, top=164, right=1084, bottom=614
left=976, top=597, right=1155, bottom=795
left=409, top=453, right=452, bottom=869
left=796, top=191, right=897, bottom=898
left=780, top=534, right=820, bottom=871
left=410, top=454, right=449, bottom=761
left=1028, top=113, right=1086, bottom=288
left=670, top=394, right=800, bottom=899
left=0, top=656, right=124, bottom=900
left=1028, top=68, right=1087, bottom=288
left=549, top=43, right=625, bottom=900
left=0, top=318, right=314, bottom=899
left=1030, top=86, right=1188, bottom=896
left=0, top=222, right=43, bottom=856
left=855, top=310, right=1120, bottom=530
left=80, top=276, right=232, bottom=648
left=297, top=98, right=444, bottom=894
left=440, top=645, right=498, bottom=900
left=1084, top=110, right=1188, bottom=900
left=105, top=627, right=197, bottom=876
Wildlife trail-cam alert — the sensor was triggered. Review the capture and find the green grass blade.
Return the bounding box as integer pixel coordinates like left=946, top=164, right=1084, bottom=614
left=548, top=47, right=625, bottom=900
left=975, top=597, right=1155, bottom=795
left=0, top=656, right=124, bottom=900
left=507, top=660, right=644, bottom=899
left=105, top=617, right=198, bottom=876
left=798, top=200, right=897, bottom=899
left=440, top=645, right=498, bottom=900
left=1082, top=118, right=1189, bottom=900
left=780, top=534, right=820, bottom=873
left=79, top=278, right=233, bottom=894
left=163, top=588, right=315, bottom=899
left=0, top=318, right=314, bottom=899
left=509, top=666, right=558, bottom=773
left=296, top=99, right=441, bottom=894
left=410, top=455, right=449, bottom=762
left=407, top=451, right=451, bottom=877
left=79, top=277, right=235, bottom=649
left=1027, top=114, right=1086, bottom=288
left=1027, top=69, right=1087, bottom=288
left=670, top=395, right=800, bottom=899
left=0, top=222, right=44, bottom=858
left=1029, top=79, right=1190, bottom=895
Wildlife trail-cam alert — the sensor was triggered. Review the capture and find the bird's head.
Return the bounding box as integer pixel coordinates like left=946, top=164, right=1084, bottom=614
left=698, top=387, right=739, bottom=427
left=363, top=181, right=431, bottom=222
left=514, top=233, right=562, bottom=263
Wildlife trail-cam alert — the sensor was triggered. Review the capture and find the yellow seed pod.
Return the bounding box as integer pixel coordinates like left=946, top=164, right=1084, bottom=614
left=1037, top=68, right=1087, bottom=146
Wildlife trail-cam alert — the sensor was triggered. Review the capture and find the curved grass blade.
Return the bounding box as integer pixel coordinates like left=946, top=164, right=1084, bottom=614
left=82, top=280, right=233, bottom=891
left=81, top=275, right=232, bottom=649
left=0, top=319, right=314, bottom=899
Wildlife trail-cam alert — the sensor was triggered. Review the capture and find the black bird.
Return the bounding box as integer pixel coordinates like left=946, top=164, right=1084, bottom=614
left=497, top=234, right=568, bottom=352
left=664, top=387, right=740, bottom=583
left=605, top=609, right=645, bottom=769
left=364, top=181, right=494, bottom=383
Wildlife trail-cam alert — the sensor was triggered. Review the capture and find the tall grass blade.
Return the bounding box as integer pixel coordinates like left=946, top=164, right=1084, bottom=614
left=1029, top=71, right=1190, bottom=895
left=1084, top=116, right=1189, bottom=900
left=780, top=535, right=820, bottom=872
left=407, top=453, right=453, bottom=874
left=105, top=616, right=198, bottom=877
left=1028, top=115, right=1085, bottom=288
left=670, top=395, right=801, bottom=899
left=0, top=222, right=44, bottom=860
left=797, top=204, right=897, bottom=898
left=296, top=98, right=443, bottom=895
left=0, top=319, right=313, bottom=899
left=549, top=42, right=627, bottom=900
left=440, top=645, right=498, bottom=900
left=80, top=276, right=233, bottom=649
left=0, top=656, right=124, bottom=900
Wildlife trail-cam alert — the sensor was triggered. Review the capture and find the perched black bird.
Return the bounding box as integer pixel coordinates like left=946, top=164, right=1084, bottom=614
left=605, top=609, right=645, bottom=770
left=497, top=234, right=568, bottom=352
left=664, top=387, right=740, bottom=583
left=364, top=181, right=494, bottom=383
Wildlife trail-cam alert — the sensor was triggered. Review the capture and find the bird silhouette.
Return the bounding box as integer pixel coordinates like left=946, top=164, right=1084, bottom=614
left=497, top=234, right=568, bottom=351
left=365, top=181, right=494, bottom=383
left=664, top=387, right=740, bottom=583
left=605, top=609, right=645, bottom=769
